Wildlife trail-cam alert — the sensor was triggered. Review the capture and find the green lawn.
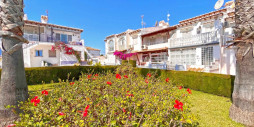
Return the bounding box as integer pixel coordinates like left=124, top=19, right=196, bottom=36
left=28, top=84, right=244, bottom=127
left=189, top=90, right=244, bottom=127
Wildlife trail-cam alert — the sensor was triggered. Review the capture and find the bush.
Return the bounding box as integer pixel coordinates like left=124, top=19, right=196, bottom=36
left=14, top=65, right=198, bottom=126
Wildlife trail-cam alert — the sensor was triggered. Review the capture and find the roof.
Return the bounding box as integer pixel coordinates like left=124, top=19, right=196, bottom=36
left=86, top=46, right=101, bottom=51
left=141, top=26, right=177, bottom=37
left=24, top=20, right=83, bottom=32
left=178, top=8, right=227, bottom=27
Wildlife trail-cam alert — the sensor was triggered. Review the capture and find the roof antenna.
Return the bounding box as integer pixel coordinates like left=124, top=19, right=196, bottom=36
left=46, top=10, right=49, bottom=22
left=141, top=15, right=146, bottom=29
left=167, top=12, right=170, bottom=26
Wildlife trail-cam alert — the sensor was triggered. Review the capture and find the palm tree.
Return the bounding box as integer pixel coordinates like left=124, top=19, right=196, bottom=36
left=0, top=0, right=29, bottom=125
left=229, top=0, right=254, bottom=126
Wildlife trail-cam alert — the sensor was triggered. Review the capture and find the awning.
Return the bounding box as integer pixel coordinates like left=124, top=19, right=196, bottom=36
left=132, top=47, right=168, bottom=53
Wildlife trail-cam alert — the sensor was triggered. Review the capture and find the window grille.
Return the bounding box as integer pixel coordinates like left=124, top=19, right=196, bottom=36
left=201, top=47, right=213, bottom=65
left=48, top=50, right=56, bottom=57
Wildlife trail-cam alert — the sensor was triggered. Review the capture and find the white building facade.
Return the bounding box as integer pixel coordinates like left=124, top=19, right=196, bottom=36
left=104, top=1, right=236, bottom=75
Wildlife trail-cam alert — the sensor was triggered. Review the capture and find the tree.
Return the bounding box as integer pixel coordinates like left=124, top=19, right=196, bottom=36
left=229, top=0, right=254, bottom=126
left=0, top=0, right=29, bottom=125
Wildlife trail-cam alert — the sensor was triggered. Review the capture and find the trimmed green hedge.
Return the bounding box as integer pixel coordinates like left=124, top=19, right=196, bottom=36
left=136, top=68, right=235, bottom=98
left=0, top=66, right=235, bottom=98
left=122, top=60, right=137, bottom=67
left=23, top=66, right=117, bottom=85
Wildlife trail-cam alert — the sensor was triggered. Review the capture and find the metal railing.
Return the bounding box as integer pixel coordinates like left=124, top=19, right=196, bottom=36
left=170, top=31, right=219, bottom=48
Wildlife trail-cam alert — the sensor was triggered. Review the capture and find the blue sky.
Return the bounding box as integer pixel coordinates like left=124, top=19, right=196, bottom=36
left=24, top=0, right=231, bottom=55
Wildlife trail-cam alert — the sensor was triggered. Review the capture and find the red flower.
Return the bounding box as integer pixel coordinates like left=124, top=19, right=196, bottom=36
left=174, top=100, right=183, bottom=111
left=129, top=112, right=132, bottom=119
left=83, top=105, right=90, bottom=117
left=166, top=78, right=170, bottom=82
left=179, top=86, right=182, bottom=89
left=59, top=97, right=63, bottom=101
left=124, top=75, right=128, bottom=78
left=122, top=108, right=126, bottom=113
left=116, top=74, right=121, bottom=79
left=127, top=91, right=129, bottom=93
left=69, top=82, right=75, bottom=85
left=187, top=88, right=192, bottom=94
left=41, top=90, right=48, bottom=95
left=107, top=81, right=112, bottom=86
left=94, top=74, right=99, bottom=77
left=31, top=96, right=40, bottom=106
left=147, top=73, right=151, bottom=77
left=145, top=79, right=149, bottom=84
left=58, top=112, right=65, bottom=116
left=92, top=77, right=96, bottom=80
left=7, top=124, right=16, bottom=127
left=87, top=74, right=92, bottom=79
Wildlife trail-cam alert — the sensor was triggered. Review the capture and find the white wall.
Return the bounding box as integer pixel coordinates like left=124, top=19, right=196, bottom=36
left=29, top=44, right=60, bottom=67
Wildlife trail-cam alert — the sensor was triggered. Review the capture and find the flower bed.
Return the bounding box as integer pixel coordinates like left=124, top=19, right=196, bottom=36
left=13, top=65, right=198, bottom=126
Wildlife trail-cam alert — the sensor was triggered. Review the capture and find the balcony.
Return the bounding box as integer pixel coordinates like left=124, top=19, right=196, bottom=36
left=23, top=33, right=83, bottom=46
left=170, top=31, right=219, bottom=48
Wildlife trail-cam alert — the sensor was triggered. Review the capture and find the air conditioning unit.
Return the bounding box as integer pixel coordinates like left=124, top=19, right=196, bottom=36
left=142, top=45, right=148, bottom=49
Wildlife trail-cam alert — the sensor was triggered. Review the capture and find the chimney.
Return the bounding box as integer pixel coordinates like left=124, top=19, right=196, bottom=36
left=41, top=15, right=48, bottom=24
left=23, top=14, right=28, bottom=20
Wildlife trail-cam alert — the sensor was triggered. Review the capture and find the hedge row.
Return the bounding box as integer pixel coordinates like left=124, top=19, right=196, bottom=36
left=0, top=66, right=235, bottom=98
left=136, top=68, right=235, bottom=98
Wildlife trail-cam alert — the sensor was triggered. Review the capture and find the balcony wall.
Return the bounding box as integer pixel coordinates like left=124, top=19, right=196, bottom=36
left=170, top=31, right=219, bottom=48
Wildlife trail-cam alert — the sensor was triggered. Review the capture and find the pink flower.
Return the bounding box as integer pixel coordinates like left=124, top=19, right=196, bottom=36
left=41, top=90, right=48, bottom=96
left=58, top=112, right=65, bottom=116
left=59, top=97, right=63, bottom=101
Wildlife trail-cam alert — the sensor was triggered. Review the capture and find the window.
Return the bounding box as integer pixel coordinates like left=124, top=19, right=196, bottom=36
left=108, top=40, right=114, bottom=52
left=170, top=48, right=196, bottom=66
left=118, top=37, right=126, bottom=50
left=202, top=47, right=213, bottom=65
left=142, top=54, right=150, bottom=62
left=35, top=50, right=43, bottom=57
left=48, top=50, right=56, bottom=57
left=68, top=35, right=72, bottom=42
left=56, top=33, right=60, bottom=41
left=61, top=34, right=68, bottom=44
left=197, top=26, right=202, bottom=34
left=151, top=52, right=168, bottom=63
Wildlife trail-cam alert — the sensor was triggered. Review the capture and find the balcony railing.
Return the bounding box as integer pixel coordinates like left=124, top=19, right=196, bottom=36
left=170, top=31, right=219, bottom=48
left=23, top=33, right=83, bottom=46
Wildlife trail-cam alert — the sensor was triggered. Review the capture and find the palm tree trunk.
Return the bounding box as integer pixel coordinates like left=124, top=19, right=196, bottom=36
left=230, top=0, right=254, bottom=126
left=0, top=0, right=28, bottom=125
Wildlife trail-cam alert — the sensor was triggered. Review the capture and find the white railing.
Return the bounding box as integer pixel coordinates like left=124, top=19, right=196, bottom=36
left=24, top=34, right=39, bottom=42
left=170, top=31, right=219, bottom=48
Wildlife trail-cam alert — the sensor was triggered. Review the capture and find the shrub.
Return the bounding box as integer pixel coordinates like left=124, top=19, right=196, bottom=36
left=14, top=65, right=198, bottom=126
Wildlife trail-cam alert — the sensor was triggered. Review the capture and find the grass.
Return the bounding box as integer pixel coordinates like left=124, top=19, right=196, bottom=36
left=189, top=89, right=244, bottom=127
left=28, top=84, right=244, bottom=127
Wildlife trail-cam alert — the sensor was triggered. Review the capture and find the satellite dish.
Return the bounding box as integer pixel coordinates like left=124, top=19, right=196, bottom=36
left=214, top=0, right=224, bottom=10
left=231, top=2, right=235, bottom=8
